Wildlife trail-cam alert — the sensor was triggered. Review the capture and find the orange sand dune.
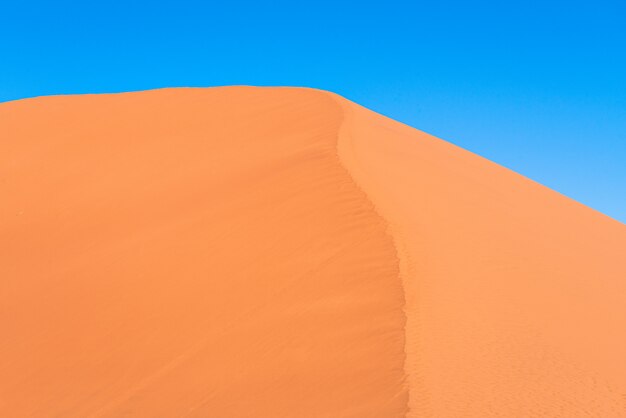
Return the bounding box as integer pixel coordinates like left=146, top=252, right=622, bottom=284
left=1, top=87, right=625, bottom=417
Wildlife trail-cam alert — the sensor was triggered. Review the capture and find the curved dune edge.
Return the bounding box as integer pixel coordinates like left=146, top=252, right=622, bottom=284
left=330, top=92, right=626, bottom=417
left=325, top=94, right=414, bottom=418
left=330, top=93, right=420, bottom=416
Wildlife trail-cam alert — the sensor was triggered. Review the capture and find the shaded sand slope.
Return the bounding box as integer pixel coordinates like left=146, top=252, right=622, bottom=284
left=0, top=88, right=406, bottom=417
left=1, top=87, right=626, bottom=417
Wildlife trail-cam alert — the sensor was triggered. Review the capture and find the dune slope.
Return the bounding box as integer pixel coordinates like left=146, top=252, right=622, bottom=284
left=336, top=96, right=626, bottom=417
left=1, top=87, right=625, bottom=417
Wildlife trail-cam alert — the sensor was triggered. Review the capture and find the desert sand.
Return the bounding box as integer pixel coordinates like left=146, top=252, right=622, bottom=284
left=1, top=87, right=625, bottom=417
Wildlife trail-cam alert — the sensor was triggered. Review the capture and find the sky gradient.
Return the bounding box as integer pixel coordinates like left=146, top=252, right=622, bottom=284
left=2, top=0, right=625, bottom=222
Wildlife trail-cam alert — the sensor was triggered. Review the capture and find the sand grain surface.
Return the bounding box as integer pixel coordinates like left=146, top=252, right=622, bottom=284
left=1, top=87, right=625, bottom=417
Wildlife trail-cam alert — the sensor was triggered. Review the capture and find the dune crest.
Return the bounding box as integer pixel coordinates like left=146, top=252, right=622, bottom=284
left=1, top=87, right=625, bottom=417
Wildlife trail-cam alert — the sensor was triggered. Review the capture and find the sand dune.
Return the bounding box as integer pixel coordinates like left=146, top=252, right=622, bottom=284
left=1, top=87, right=625, bottom=417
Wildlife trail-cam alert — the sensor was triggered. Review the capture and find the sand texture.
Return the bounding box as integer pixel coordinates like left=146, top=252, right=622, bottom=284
left=1, top=87, right=625, bottom=417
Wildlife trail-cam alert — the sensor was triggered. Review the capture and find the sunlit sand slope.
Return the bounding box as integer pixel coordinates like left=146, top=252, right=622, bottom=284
left=1, top=87, right=625, bottom=417
left=336, top=95, right=626, bottom=417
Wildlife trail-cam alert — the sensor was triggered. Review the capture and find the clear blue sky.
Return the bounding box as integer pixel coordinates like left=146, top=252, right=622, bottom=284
left=2, top=0, right=625, bottom=222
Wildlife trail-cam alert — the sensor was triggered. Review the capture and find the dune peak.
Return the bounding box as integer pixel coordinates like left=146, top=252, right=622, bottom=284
left=1, top=87, right=625, bottom=417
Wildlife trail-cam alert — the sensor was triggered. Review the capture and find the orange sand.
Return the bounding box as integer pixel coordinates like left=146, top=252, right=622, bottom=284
left=1, top=87, right=625, bottom=417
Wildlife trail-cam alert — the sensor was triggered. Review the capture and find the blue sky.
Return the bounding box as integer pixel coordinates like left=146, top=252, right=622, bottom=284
left=2, top=0, right=625, bottom=222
